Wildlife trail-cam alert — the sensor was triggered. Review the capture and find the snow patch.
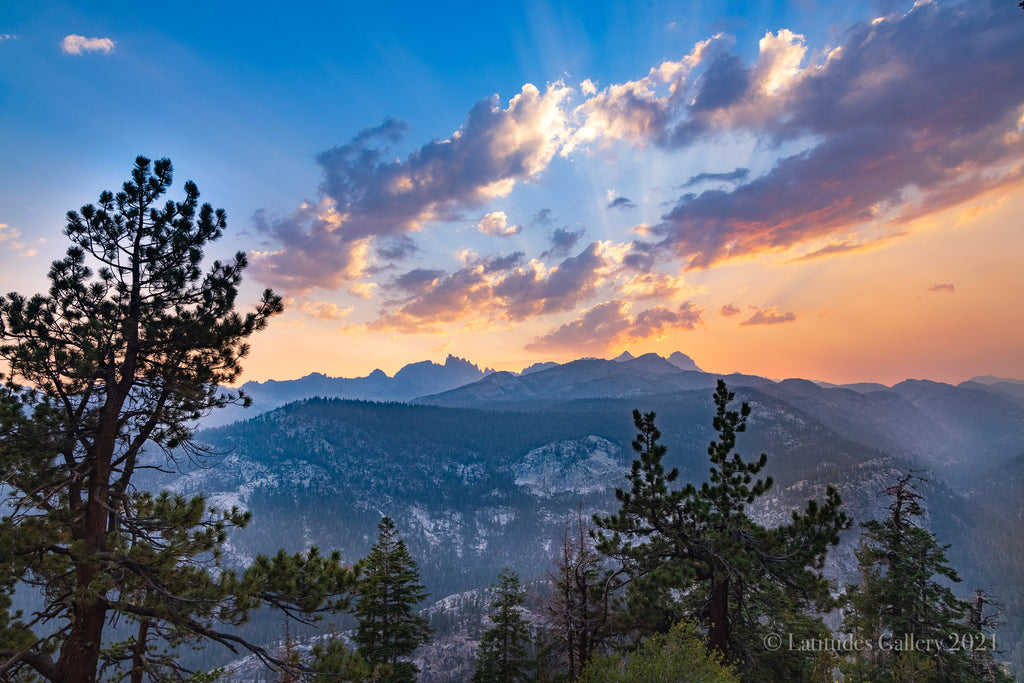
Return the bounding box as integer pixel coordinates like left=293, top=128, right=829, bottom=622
left=513, top=436, right=626, bottom=498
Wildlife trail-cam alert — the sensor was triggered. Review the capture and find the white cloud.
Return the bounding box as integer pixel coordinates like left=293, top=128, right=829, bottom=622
left=61, top=34, right=115, bottom=55
left=0, top=223, right=36, bottom=258
left=477, top=211, right=522, bottom=237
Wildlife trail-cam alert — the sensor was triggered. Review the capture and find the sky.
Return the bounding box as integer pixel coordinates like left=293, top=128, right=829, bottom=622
left=2, top=0, right=1023, bottom=386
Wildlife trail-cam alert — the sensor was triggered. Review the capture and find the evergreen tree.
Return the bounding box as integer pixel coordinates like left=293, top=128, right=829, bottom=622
left=0, top=157, right=357, bottom=682
left=307, top=637, right=375, bottom=682
left=578, top=621, right=739, bottom=683
left=354, top=517, right=431, bottom=682
left=474, top=568, right=531, bottom=683
left=595, top=381, right=850, bottom=676
left=841, top=473, right=1013, bottom=682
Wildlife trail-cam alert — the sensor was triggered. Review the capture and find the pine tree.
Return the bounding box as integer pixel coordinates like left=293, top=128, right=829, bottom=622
left=966, top=589, right=1015, bottom=682
left=354, top=517, right=431, bottom=683
left=595, top=380, right=850, bottom=675
left=474, top=568, right=532, bottom=683
left=578, top=621, right=739, bottom=683
left=307, top=637, right=375, bottom=682
left=0, top=157, right=357, bottom=682
left=841, top=473, right=1012, bottom=682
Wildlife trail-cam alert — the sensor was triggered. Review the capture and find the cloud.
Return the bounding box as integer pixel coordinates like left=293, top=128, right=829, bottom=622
left=720, top=303, right=741, bottom=317
left=0, top=223, right=20, bottom=243
left=617, top=272, right=689, bottom=300
left=740, top=307, right=797, bottom=326
left=564, top=37, right=715, bottom=153
left=526, top=301, right=631, bottom=353
left=531, top=208, right=554, bottom=226
left=477, top=211, right=522, bottom=236
left=61, top=34, right=115, bottom=55
left=928, top=283, right=955, bottom=293
left=254, top=83, right=573, bottom=294
left=607, top=196, right=637, bottom=210
left=387, top=267, right=447, bottom=295
left=294, top=299, right=354, bottom=321
left=368, top=242, right=623, bottom=333
left=526, top=299, right=703, bottom=353
left=629, top=302, right=703, bottom=338
left=691, top=52, right=749, bottom=112
left=556, top=1, right=1024, bottom=269
left=787, top=232, right=907, bottom=262
left=542, top=226, right=586, bottom=259
left=348, top=282, right=378, bottom=299
left=567, top=28, right=809, bottom=153
left=253, top=0, right=1022, bottom=317
left=249, top=199, right=373, bottom=294
left=376, top=234, right=419, bottom=260
left=649, top=2, right=1024, bottom=267
left=1, top=34, right=16, bottom=41
left=681, top=168, right=750, bottom=188
left=0, top=223, right=35, bottom=258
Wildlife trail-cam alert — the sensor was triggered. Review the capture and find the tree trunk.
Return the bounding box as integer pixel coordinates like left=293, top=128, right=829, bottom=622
left=54, top=401, right=121, bottom=682
left=130, top=620, right=150, bottom=683
left=708, top=576, right=730, bottom=658
left=54, top=594, right=106, bottom=683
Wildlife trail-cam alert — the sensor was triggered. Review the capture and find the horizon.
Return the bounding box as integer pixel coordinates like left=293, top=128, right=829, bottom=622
left=237, top=348, right=1023, bottom=389
left=3, top=0, right=1023, bottom=387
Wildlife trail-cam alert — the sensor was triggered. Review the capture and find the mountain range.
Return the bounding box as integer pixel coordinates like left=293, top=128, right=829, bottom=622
left=156, top=352, right=1024, bottom=680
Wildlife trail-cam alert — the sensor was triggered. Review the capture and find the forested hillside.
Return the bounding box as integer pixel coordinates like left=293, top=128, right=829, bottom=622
left=136, top=374, right=1024, bottom=680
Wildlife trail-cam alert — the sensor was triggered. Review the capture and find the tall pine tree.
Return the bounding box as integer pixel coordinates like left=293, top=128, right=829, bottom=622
left=354, top=517, right=431, bottom=683
left=473, top=568, right=532, bottom=683
left=841, top=473, right=1013, bottom=682
left=595, top=381, right=850, bottom=676
left=0, top=157, right=357, bottom=683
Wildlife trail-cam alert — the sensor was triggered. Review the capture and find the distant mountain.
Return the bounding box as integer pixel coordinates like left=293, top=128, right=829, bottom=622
left=961, top=379, right=1024, bottom=409
left=814, top=381, right=891, bottom=393
left=889, top=379, right=1024, bottom=473
left=416, top=354, right=761, bottom=407
left=519, top=361, right=559, bottom=375
left=969, top=375, right=1024, bottom=386
left=203, top=355, right=491, bottom=427
left=760, top=379, right=1024, bottom=480
left=667, top=350, right=702, bottom=372
left=407, top=357, right=1024, bottom=484
left=207, top=352, right=715, bottom=428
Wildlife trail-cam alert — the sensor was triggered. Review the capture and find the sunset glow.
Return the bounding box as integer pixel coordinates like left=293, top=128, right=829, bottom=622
left=3, top=0, right=1022, bottom=385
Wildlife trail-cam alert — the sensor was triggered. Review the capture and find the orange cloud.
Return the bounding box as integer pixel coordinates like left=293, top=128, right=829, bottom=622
left=720, top=303, right=741, bottom=317
left=928, top=283, right=955, bottom=293
left=740, top=307, right=797, bottom=326
left=526, top=299, right=703, bottom=353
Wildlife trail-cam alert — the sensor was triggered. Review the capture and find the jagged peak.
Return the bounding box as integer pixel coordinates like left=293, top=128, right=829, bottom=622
left=443, top=354, right=482, bottom=371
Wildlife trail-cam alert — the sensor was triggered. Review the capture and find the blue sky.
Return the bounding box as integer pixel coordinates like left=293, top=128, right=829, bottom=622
left=3, top=1, right=1023, bottom=384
